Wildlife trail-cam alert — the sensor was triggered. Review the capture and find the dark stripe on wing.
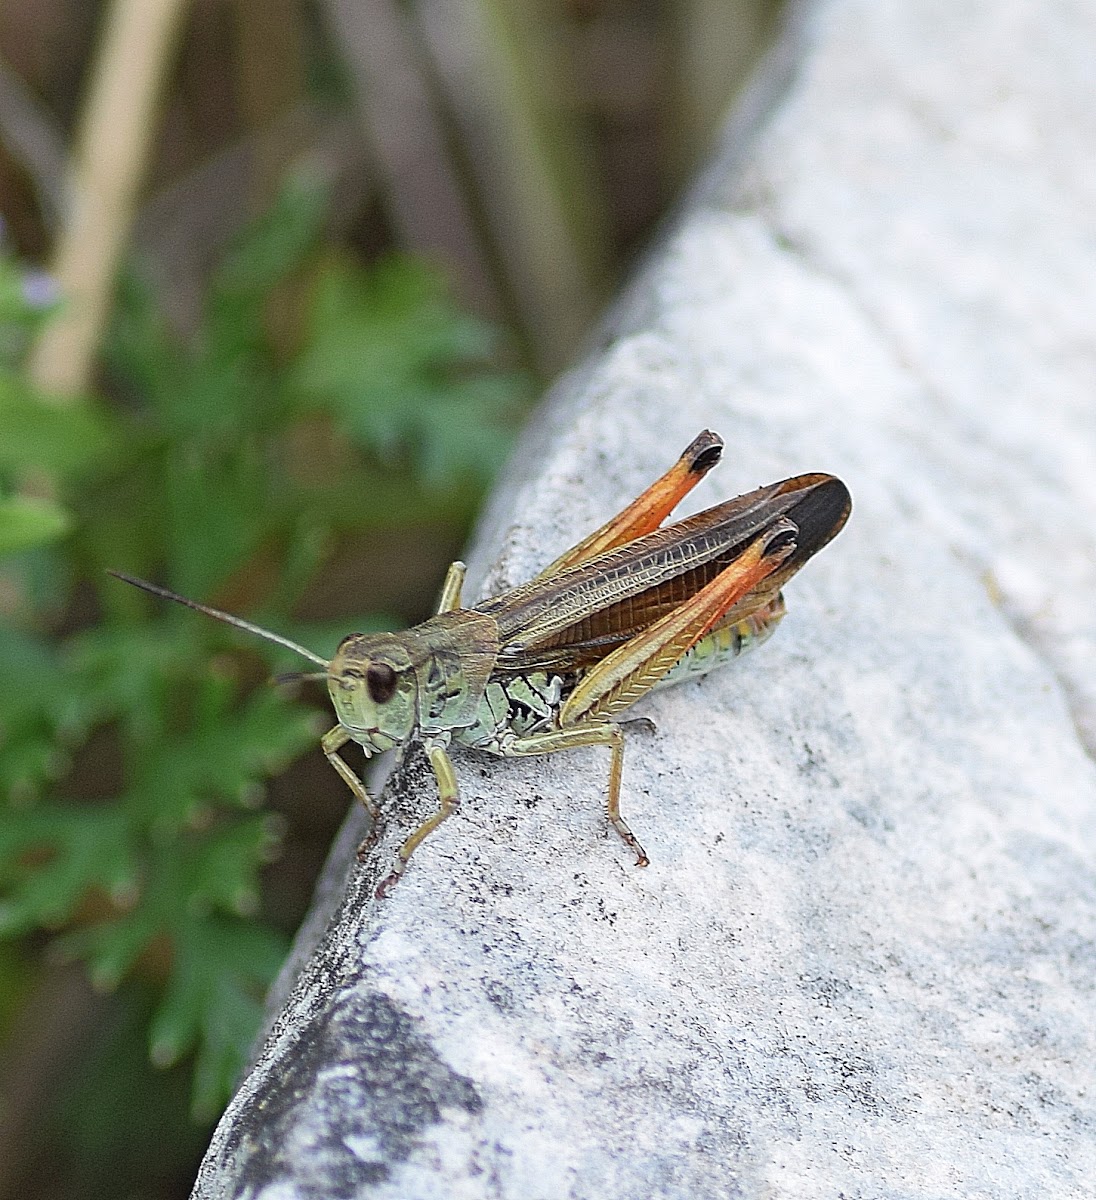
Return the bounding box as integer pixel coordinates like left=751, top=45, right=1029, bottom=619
left=479, top=474, right=850, bottom=673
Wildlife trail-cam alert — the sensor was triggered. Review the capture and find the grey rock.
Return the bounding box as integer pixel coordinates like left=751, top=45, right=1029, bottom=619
left=193, top=0, right=1096, bottom=1196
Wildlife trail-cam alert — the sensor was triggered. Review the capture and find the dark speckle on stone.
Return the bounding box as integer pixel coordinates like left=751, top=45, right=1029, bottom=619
left=485, top=979, right=514, bottom=1012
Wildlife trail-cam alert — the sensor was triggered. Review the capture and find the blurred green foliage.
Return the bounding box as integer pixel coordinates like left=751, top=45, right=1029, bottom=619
left=0, top=171, right=527, bottom=1117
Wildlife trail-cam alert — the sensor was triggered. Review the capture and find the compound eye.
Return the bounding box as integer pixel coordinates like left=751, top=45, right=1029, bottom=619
left=366, top=662, right=398, bottom=704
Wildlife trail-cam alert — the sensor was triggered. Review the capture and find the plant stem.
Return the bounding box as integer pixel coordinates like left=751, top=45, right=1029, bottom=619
left=27, top=0, right=190, bottom=402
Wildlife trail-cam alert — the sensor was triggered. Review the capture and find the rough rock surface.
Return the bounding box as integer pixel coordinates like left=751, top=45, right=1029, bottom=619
left=192, top=1, right=1096, bottom=1196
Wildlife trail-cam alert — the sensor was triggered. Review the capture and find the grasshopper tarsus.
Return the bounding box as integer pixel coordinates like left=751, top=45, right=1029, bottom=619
left=375, top=868, right=403, bottom=899
left=611, top=820, right=649, bottom=867
left=619, top=835, right=650, bottom=868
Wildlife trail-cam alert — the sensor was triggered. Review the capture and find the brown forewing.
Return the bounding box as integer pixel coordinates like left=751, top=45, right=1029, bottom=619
left=478, top=474, right=851, bottom=674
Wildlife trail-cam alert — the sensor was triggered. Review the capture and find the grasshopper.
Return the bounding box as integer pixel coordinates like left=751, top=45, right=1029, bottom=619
left=110, top=431, right=850, bottom=896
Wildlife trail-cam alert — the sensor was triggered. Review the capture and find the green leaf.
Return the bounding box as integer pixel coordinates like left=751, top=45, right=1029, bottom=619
left=164, top=441, right=276, bottom=598
left=67, top=621, right=199, bottom=739
left=76, top=898, right=164, bottom=992
left=106, top=267, right=183, bottom=406
left=0, top=626, right=75, bottom=801
left=214, top=170, right=330, bottom=301
left=0, top=371, right=114, bottom=477
left=149, top=914, right=287, bottom=1117
left=182, top=815, right=284, bottom=917
left=290, top=256, right=526, bottom=483
left=0, top=805, right=137, bottom=936
left=123, top=674, right=317, bottom=833
left=0, top=208, right=531, bottom=1123
left=0, top=494, right=70, bottom=556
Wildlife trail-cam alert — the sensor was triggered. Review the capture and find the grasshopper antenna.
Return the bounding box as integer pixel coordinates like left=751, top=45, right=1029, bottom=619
left=107, top=570, right=330, bottom=668
left=272, top=670, right=329, bottom=685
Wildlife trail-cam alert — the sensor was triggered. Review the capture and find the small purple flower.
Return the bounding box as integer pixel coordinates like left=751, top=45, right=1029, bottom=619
left=21, top=270, right=60, bottom=310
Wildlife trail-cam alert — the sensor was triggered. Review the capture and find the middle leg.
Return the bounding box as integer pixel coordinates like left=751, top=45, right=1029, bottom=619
left=503, top=721, right=648, bottom=866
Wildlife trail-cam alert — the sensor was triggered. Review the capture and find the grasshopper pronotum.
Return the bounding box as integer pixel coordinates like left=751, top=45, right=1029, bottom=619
left=111, top=431, right=850, bottom=895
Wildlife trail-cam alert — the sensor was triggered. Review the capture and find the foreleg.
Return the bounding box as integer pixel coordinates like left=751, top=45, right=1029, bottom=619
left=375, top=744, right=461, bottom=897
left=435, top=560, right=467, bottom=613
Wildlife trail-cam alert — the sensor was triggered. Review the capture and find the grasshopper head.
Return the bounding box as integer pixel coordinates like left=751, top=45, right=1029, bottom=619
left=327, top=633, right=418, bottom=754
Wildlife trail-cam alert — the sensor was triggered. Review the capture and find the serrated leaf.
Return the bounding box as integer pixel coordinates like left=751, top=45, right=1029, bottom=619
left=69, top=838, right=186, bottom=990
left=66, top=621, right=199, bottom=738
left=124, top=676, right=316, bottom=832
left=0, top=805, right=136, bottom=936
left=73, top=898, right=163, bottom=991
left=0, top=215, right=531, bottom=1123
left=0, top=625, right=74, bottom=800
left=149, top=914, right=287, bottom=1116
left=289, top=256, right=525, bottom=482
left=182, top=815, right=282, bottom=916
